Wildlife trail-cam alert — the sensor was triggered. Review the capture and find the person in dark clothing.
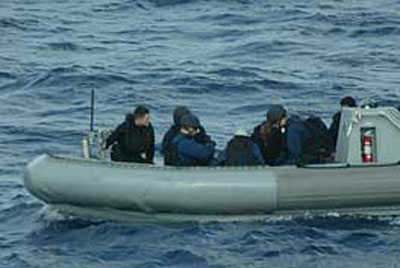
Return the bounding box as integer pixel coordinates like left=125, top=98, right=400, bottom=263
left=162, top=106, right=191, bottom=158
left=170, top=114, right=215, bottom=167
left=260, top=105, right=317, bottom=165
left=162, top=106, right=215, bottom=165
left=104, top=106, right=155, bottom=164
left=303, top=116, right=334, bottom=162
left=251, top=106, right=287, bottom=165
left=222, top=128, right=264, bottom=166
left=328, top=96, right=357, bottom=151
left=284, top=115, right=316, bottom=164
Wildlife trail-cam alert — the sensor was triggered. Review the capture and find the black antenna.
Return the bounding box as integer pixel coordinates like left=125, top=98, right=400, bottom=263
left=90, top=89, right=95, bottom=132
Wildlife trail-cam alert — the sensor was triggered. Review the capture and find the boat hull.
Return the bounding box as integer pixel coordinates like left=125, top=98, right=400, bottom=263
left=24, top=154, right=400, bottom=216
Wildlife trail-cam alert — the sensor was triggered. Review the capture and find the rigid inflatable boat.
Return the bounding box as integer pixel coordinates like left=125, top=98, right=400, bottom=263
left=24, top=107, right=400, bottom=218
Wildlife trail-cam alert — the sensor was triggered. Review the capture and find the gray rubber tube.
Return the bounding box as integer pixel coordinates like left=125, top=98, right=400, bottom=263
left=25, top=155, right=278, bottom=215
left=25, top=155, right=400, bottom=215
left=274, top=164, right=400, bottom=210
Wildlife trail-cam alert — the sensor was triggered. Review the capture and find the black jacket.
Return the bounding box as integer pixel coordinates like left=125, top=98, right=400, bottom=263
left=106, top=114, right=154, bottom=164
left=252, top=117, right=318, bottom=165
left=251, top=121, right=287, bottom=165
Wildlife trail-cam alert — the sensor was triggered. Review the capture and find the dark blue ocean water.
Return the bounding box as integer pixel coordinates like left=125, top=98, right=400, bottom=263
left=1, top=0, right=400, bottom=267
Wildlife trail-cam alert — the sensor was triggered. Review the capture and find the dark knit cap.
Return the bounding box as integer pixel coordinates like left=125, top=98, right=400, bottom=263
left=180, top=114, right=200, bottom=128
left=340, top=96, right=357, bottom=107
left=267, top=105, right=287, bottom=124
left=173, top=106, right=191, bottom=125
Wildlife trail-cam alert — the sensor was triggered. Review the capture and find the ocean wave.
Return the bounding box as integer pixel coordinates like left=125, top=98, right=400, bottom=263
left=218, top=40, right=313, bottom=59
left=164, top=75, right=262, bottom=94
left=228, top=104, right=271, bottom=115
left=207, top=67, right=260, bottom=78
left=338, top=231, right=383, bottom=250
left=305, top=11, right=400, bottom=29
left=0, top=72, right=18, bottom=90
left=300, top=244, right=341, bottom=255
left=0, top=17, right=40, bottom=31
left=0, top=71, right=16, bottom=80
left=0, top=202, right=41, bottom=223
left=193, top=13, right=264, bottom=26
left=45, top=42, right=82, bottom=51
left=149, top=0, right=198, bottom=7
left=162, top=249, right=208, bottom=266
left=349, top=26, right=400, bottom=37
left=27, top=68, right=137, bottom=90
left=93, top=1, right=149, bottom=12
left=1, top=253, right=35, bottom=268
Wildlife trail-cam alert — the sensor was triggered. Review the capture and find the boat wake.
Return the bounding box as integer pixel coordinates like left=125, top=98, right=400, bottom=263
left=39, top=204, right=400, bottom=226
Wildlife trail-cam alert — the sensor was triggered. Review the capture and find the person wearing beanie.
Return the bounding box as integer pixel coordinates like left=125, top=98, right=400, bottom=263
left=168, top=114, right=216, bottom=166
left=328, top=96, right=357, bottom=151
left=220, top=128, right=264, bottom=166
left=252, top=104, right=319, bottom=165
left=162, top=106, right=215, bottom=165
left=340, top=96, right=357, bottom=107
left=266, top=105, right=314, bottom=164
left=173, top=106, right=191, bottom=126
left=267, top=105, right=288, bottom=125
left=251, top=105, right=288, bottom=165
left=105, top=105, right=154, bottom=164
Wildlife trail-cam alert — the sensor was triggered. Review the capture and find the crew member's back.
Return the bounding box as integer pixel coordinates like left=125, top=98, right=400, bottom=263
left=224, top=128, right=264, bottom=166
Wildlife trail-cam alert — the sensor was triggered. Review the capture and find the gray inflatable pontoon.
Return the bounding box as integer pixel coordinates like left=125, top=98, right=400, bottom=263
left=24, top=107, right=400, bottom=218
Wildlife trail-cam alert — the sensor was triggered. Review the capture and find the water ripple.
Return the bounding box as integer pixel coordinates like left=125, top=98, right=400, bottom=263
left=349, top=26, right=400, bottom=37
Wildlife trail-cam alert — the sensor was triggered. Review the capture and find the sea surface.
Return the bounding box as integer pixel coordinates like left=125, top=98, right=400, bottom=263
left=1, top=0, right=400, bottom=267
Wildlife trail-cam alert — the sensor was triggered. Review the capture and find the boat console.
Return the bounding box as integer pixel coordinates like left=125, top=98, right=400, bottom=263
left=336, top=106, right=400, bottom=165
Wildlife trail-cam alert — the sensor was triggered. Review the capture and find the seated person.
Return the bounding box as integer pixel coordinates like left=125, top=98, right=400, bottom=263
left=162, top=106, right=215, bottom=165
left=304, top=116, right=334, bottom=162
left=263, top=105, right=319, bottom=165
left=220, top=128, right=264, bottom=166
left=104, top=106, right=154, bottom=164
left=169, top=114, right=216, bottom=167
left=328, top=96, right=357, bottom=150
left=251, top=106, right=287, bottom=166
